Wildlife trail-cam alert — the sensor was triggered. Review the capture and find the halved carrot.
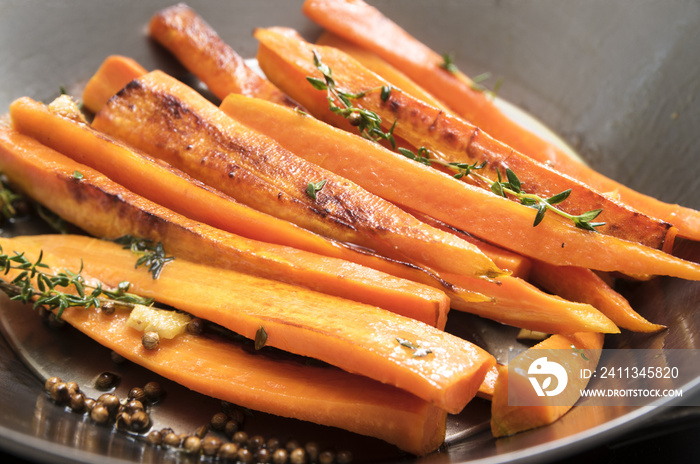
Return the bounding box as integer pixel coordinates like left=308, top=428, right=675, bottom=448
left=219, top=94, right=532, bottom=278
left=4, top=234, right=495, bottom=414
left=148, top=3, right=294, bottom=106
left=253, top=28, right=674, bottom=252
left=528, top=261, right=665, bottom=333
left=81, top=55, right=147, bottom=114
left=11, top=94, right=478, bottom=322
left=490, top=332, right=604, bottom=437
left=0, top=120, right=450, bottom=328
left=315, top=30, right=449, bottom=111
left=301, top=0, right=700, bottom=241
left=0, top=291, right=447, bottom=456
left=444, top=273, right=618, bottom=335
left=219, top=88, right=700, bottom=280
left=91, top=70, right=505, bottom=280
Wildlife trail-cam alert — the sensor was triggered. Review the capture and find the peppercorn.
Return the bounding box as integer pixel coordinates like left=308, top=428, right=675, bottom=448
left=347, top=111, right=362, bottom=127
left=142, top=331, right=159, bottom=350
left=187, top=317, right=204, bottom=335
left=143, top=381, right=163, bottom=402
left=336, top=450, right=353, bottom=464
left=267, top=437, right=281, bottom=452
left=248, top=434, right=265, bottom=450
left=101, top=301, right=115, bottom=315
left=195, top=424, right=210, bottom=439
left=224, top=420, right=239, bottom=438
left=90, top=403, right=110, bottom=424
left=84, top=398, right=96, bottom=413
left=69, top=392, right=86, bottom=412
left=97, top=393, right=120, bottom=413
left=318, top=451, right=335, bottom=464
left=49, top=382, right=70, bottom=404
left=183, top=435, right=202, bottom=454
left=272, top=448, right=289, bottom=464
left=110, top=351, right=126, bottom=364
left=305, top=442, right=320, bottom=463
left=227, top=407, right=245, bottom=426
left=95, top=372, right=119, bottom=390
left=163, top=432, right=182, bottom=448
left=290, top=447, right=307, bottom=464
left=286, top=440, right=301, bottom=453
left=44, top=376, right=61, bottom=393
left=115, top=411, right=132, bottom=429
left=237, top=448, right=254, bottom=464
left=210, top=412, right=228, bottom=431
left=65, top=381, right=80, bottom=395
left=232, top=430, right=249, bottom=446
left=256, top=447, right=272, bottom=464
left=218, top=442, right=239, bottom=460
left=202, top=435, right=223, bottom=456
left=130, top=410, right=150, bottom=432
left=128, top=387, right=146, bottom=403
left=125, top=399, right=144, bottom=414
left=146, top=430, right=163, bottom=446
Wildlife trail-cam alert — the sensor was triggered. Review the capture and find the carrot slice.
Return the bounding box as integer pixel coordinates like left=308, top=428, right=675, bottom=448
left=254, top=28, right=674, bottom=252
left=490, top=332, right=604, bottom=437
left=1, top=294, right=447, bottom=455
left=81, top=55, right=147, bottom=114
left=301, top=0, right=700, bottom=241
left=91, top=70, right=505, bottom=280
left=444, top=273, right=618, bottom=335
left=148, top=3, right=294, bottom=106
left=528, top=261, right=665, bottom=333
left=0, top=120, right=450, bottom=328
left=219, top=88, right=700, bottom=281
left=315, top=30, right=449, bottom=111
left=4, top=234, right=495, bottom=415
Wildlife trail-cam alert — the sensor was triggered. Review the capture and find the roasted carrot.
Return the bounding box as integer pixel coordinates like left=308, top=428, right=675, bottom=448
left=444, top=272, right=618, bottom=335
left=301, top=0, right=700, bottom=241
left=5, top=234, right=495, bottom=414
left=81, top=55, right=147, bottom=114
left=0, top=120, right=450, bottom=328
left=315, top=30, right=449, bottom=111
left=219, top=90, right=700, bottom=281
left=490, top=332, right=604, bottom=437
left=91, top=70, right=505, bottom=280
left=148, top=3, right=294, bottom=107
left=0, top=286, right=447, bottom=456
left=528, top=261, right=665, bottom=333
left=254, top=28, right=675, bottom=252
left=12, top=94, right=482, bottom=323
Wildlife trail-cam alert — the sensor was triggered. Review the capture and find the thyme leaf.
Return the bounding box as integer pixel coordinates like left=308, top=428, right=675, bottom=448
left=306, top=179, right=327, bottom=201
left=113, top=236, right=174, bottom=279
left=398, top=147, right=605, bottom=231
left=308, top=50, right=397, bottom=148
left=396, top=337, right=432, bottom=358
left=0, top=175, right=23, bottom=221
left=439, top=53, right=459, bottom=74
left=255, top=326, right=268, bottom=350
left=0, top=245, right=152, bottom=319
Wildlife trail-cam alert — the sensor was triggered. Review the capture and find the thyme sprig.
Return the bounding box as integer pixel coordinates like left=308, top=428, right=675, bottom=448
left=396, top=337, right=432, bottom=358
left=113, top=236, right=174, bottom=279
left=0, top=176, right=23, bottom=221
left=306, top=179, right=327, bottom=201
left=0, top=246, right=153, bottom=320
left=307, top=50, right=396, bottom=148
left=398, top=147, right=605, bottom=231
left=439, top=53, right=502, bottom=99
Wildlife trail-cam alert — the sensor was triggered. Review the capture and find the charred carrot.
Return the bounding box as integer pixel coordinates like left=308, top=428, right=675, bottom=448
left=0, top=120, right=451, bottom=327
left=148, top=3, right=294, bottom=106
left=4, top=234, right=495, bottom=414
left=91, top=70, right=505, bottom=280
left=219, top=90, right=700, bottom=280
left=254, top=28, right=674, bottom=251
left=81, top=55, right=147, bottom=114
left=302, top=0, right=700, bottom=241
left=528, top=261, right=665, bottom=333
